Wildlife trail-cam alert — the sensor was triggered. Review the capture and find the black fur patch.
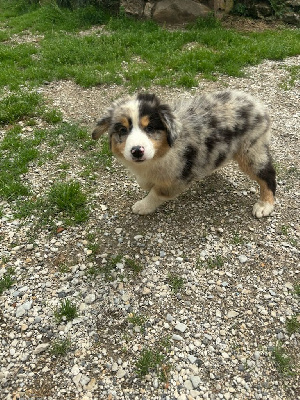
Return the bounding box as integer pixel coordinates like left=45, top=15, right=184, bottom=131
left=205, top=135, right=218, bottom=152
left=257, top=160, right=276, bottom=195
left=215, top=152, right=226, bottom=168
left=215, top=91, right=231, bottom=102
left=181, top=145, right=198, bottom=181
left=138, top=93, right=159, bottom=118
left=208, top=115, right=219, bottom=129
left=137, top=93, right=158, bottom=104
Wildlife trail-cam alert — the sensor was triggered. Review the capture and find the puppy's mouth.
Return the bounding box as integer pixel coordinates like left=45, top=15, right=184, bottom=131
left=132, top=158, right=146, bottom=163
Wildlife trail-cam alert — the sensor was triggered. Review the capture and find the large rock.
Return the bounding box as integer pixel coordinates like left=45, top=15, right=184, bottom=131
left=121, top=0, right=145, bottom=17
left=282, top=11, right=300, bottom=26
left=153, top=0, right=211, bottom=23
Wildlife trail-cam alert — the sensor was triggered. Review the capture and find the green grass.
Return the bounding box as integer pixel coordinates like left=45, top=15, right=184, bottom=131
left=50, top=337, right=72, bottom=356
left=0, top=125, right=40, bottom=200
left=0, top=3, right=299, bottom=90
left=272, top=342, right=296, bottom=376
left=0, top=122, right=91, bottom=227
left=0, top=91, right=42, bottom=124
left=135, top=337, right=172, bottom=382
left=294, top=283, right=300, bottom=296
left=0, top=267, right=15, bottom=295
left=47, top=180, right=89, bottom=224
left=280, top=65, right=300, bottom=90
left=87, top=254, right=123, bottom=280
left=81, top=136, right=113, bottom=175
left=285, top=315, right=300, bottom=335
left=54, top=298, right=78, bottom=323
left=13, top=179, right=90, bottom=227
left=125, top=258, right=143, bottom=274
left=128, top=312, right=147, bottom=333
left=167, top=273, right=185, bottom=293
left=231, top=232, right=245, bottom=245
left=198, top=255, right=225, bottom=270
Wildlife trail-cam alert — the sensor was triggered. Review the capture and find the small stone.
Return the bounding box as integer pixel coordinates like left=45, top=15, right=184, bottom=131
left=85, top=293, right=96, bottom=304
left=134, top=235, right=143, bottom=240
left=116, top=368, right=127, bottom=379
left=227, top=310, right=239, bottom=318
left=80, top=374, right=90, bottom=386
left=277, top=332, right=284, bottom=340
left=86, top=377, right=96, bottom=391
left=166, top=313, right=173, bottom=322
left=21, top=324, right=28, bottom=331
left=142, top=287, right=151, bottom=295
left=111, top=362, right=118, bottom=372
left=16, top=306, right=26, bottom=318
left=73, top=373, right=82, bottom=386
left=23, top=301, right=32, bottom=310
left=33, top=343, right=50, bottom=355
left=253, top=351, right=260, bottom=360
left=190, top=375, right=201, bottom=388
left=71, top=364, right=80, bottom=375
left=175, top=322, right=187, bottom=333
left=238, top=255, right=248, bottom=263
left=172, top=334, right=184, bottom=341
left=188, top=354, right=197, bottom=363
left=184, top=379, right=193, bottom=390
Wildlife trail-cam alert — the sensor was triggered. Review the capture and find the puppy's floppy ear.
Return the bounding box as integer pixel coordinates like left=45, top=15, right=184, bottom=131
left=92, top=116, right=111, bottom=140
left=159, top=104, right=181, bottom=146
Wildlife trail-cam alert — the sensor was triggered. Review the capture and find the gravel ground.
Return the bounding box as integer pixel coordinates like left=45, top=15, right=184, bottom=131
left=1, top=54, right=299, bottom=400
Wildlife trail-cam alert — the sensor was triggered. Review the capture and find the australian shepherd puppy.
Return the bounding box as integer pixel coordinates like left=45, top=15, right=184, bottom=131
left=92, top=91, right=276, bottom=218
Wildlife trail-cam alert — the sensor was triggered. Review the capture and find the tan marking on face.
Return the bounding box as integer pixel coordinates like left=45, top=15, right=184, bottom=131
left=140, top=115, right=150, bottom=129
left=111, top=137, right=126, bottom=159
left=151, top=131, right=170, bottom=159
left=120, top=117, right=130, bottom=130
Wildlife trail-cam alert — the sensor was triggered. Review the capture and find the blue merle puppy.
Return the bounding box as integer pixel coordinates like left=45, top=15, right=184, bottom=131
left=92, top=91, right=276, bottom=218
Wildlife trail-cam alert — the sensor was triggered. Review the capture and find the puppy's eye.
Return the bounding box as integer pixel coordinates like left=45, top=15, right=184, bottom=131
left=118, top=126, right=128, bottom=136
left=145, top=124, right=155, bottom=134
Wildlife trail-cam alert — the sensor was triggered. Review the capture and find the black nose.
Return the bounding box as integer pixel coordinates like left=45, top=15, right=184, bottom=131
left=131, top=146, right=145, bottom=159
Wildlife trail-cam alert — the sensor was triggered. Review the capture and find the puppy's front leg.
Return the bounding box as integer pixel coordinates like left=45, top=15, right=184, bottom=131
left=132, top=184, right=183, bottom=215
left=135, top=176, right=153, bottom=191
left=132, top=188, right=167, bottom=215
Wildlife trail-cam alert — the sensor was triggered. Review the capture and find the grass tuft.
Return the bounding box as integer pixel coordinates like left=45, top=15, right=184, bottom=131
left=285, top=315, right=300, bottom=335
left=54, top=298, right=78, bottom=323
left=0, top=267, right=15, bottom=295
left=135, top=337, right=171, bottom=382
left=0, top=91, right=42, bottom=125
left=50, top=337, right=72, bottom=356
left=47, top=180, right=89, bottom=225
left=167, top=273, right=184, bottom=293
left=272, top=342, right=295, bottom=376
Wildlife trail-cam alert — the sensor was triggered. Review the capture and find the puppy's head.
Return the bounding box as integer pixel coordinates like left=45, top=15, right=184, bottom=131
left=92, top=93, right=180, bottom=163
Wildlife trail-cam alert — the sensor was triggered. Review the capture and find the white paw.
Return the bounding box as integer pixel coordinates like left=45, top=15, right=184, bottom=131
left=252, top=200, right=274, bottom=218
left=132, top=199, right=157, bottom=215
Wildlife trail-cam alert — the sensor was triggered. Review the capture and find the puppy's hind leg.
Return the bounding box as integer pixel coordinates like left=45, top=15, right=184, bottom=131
left=234, top=146, right=276, bottom=218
